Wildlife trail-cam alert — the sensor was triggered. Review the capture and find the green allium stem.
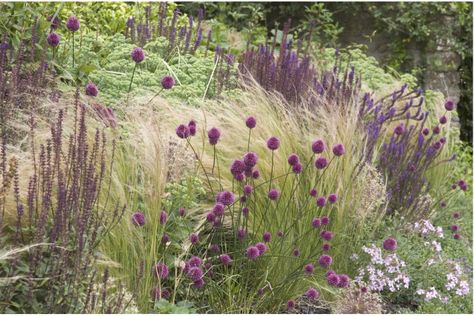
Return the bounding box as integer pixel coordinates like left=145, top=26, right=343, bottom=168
left=127, top=63, right=137, bottom=104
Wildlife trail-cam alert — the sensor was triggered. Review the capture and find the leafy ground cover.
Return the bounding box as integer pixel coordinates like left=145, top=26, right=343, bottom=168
left=0, top=2, right=472, bottom=314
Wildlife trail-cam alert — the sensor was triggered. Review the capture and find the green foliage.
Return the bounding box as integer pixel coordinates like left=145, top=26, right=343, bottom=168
left=153, top=299, right=197, bottom=314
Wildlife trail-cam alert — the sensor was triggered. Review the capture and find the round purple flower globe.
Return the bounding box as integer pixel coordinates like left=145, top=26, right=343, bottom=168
left=230, top=159, right=245, bottom=176
left=160, top=210, right=168, bottom=224
left=206, top=212, right=216, bottom=222
left=383, top=237, right=397, bottom=251
left=277, top=231, right=284, bottom=237
left=394, top=124, right=405, bottom=136
left=304, top=263, right=314, bottom=274
left=315, top=157, right=328, bottom=169
left=292, top=162, right=303, bottom=174
left=318, top=254, right=333, bottom=268
left=306, top=287, right=319, bottom=300
left=439, top=137, right=446, bottom=144
left=239, top=195, right=247, bottom=203
left=217, top=191, right=235, bottom=206
left=237, top=227, right=247, bottom=240
left=327, top=273, right=340, bottom=286
left=321, top=216, right=330, bottom=225
left=246, top=246, right=260, bottom=260
left=312, top=139, right=325, bottom=154
left=255, top=242, right=267, bottom=255
left=292, top=248, right=301, bottom=257
left=322, top=243, right=331, bottom=252
left=179, top=208, right=186, bottom=217
left=242, top=207, right=249, bottom=216
left=287, top=300, right=295, bottom=310
left=209, top=244, right=220, bottom=254
left=85, top=82, right=98, bottom=97
left=266, top=136, right=280, bottom=150
left=189, top=233, right=199, bottom=245
left=328, top=193, right=337, bottom=204
left=445, top=100, right=455, bottom=111
left=317, top=197, right=326, bottom=207
left=310, top=189, right=318, bottom=197
left=188, top=256, right=202, bottom=267
left=243, top=185, right=253, bottom=195
left=450, top=225, right=459, bottom=232
left=263, top=232, right=272, bottom=243
left=432, top=125, right=441, bottom=135
left=161, top=233, right=170, bottom=244
left=439, top=115, right=448, bottom=125
left=288, top=153, right=299, bottom=166
left=66, top=16, right=80, bottom=32
left=47, top=32, right=60, bottom=47
left=453, top=233, right=461, bottom=240
left=153, top=262, right=169, bottom=279
left=47, top=15, right=61, bottom=29
left=422, top=128, right=430, bottom=136
left=208, top=127, right=221, bottom=145
left=332, top=143, right=345, bottom=156
left=433, top=141, right=442, bottom=150
left=131, top=211, right=145, bottom=226
left=245, top=116, right=257, bottom=129
left=192, top=278, right=205, bottom=289
left=220, top=254, right=232, bottom=266
left=337, top=274, right=350, bottom=288
left=151, top=287, right=170, bottom=300
left=252, top=169, right=260, bottom=179
left=131, top=47, right=145, bottom=63
left=243, top=152, right=258, bottom=167
left=213, top=203, right=225, bottom=216
left=312, top=217, right=321, bottom=228
left=161, top=75, right=175, bottom=90
left=176, top=124, right=190, bottom=139
left=320, top=230, right=333, bottom=241
left=268, top=188, right=280, bottom=201
left=453, top=212, right=461, bottom=219
left=187, top=266, right=203, bottom=281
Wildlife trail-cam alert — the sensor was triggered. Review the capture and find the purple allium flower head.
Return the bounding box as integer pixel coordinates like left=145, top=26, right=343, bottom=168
left=85, top=82, right=98, bottom=97
left=153, top=262, right=169, bottom=279
left=209, top=244, right=220, bottom=254
left=460, top=184, right=467, bottom=191
left=161, top=75, right=175, bottom=89
left=383, top=237, right=397, bottom=251
left=317, top=197, right=326, bottom=207
left=176, top=124, right=190, bottom=139
left=257, top=288, right=264, bottom=297
left=325, top=270, right=336, bottom=278
left=179, top=208, right=186, bottom=217
left=268, top=188, right=280, bottom=201
left=252, top=169, right=260, bottom=179
left=440, top=201, right=447, bottom=208
left=131, top=47, right=145, bottom=63
left=422, top=128, right=430, bottom=136
left=304, top=263, right=314, bottom=274
left=312, top=217, right=321, bottom=228
left=453, top=233, right=461, bottom=240
left=445, top=100, right=455, bottom=111
left=237, top=228, right=247, bottom=240
left=310, top=188, right=318, bottom=197
left=453, top=212, right=461, bottom=219
left=243, top=185, right=253, bottom=195
left=328, top=193, right=337, bottom=204
left=208, top=127, right=221, bottom=145
left=66, top=16, right=80, bottom=32
left=189, top=232, right=199, bottom=244
left=213, top=203, right=225, bottom=216
left=160, top=210, right=168, bottom=224
left=243, top=152, right=258, bottom=167
left=188, top=256, right=202, bottom=267
left=321, top=216, right=330, bottom=225
left=320, top=230, right=333, bottom=241
left=327, top=273, right=340, bottom=286
left=450, top=225, right=459, bottom=232
left=315, top=157, right=328, bottom=169
left=287, top=300, right=295, bottom=310
left=337, top=274, right=350, bottom=288
left=188, top=266, right=203, bottom=281
left=230, top=159, right=245, bottom=176
left=242, top=207, right=249, bottom=216
left=288, top=153, right=300, bottom=166
left=47, top=15, right=61, bottom=29
left=306, top=288, right=319, bottom=300
left=245, top=116, right=257, bottom=129
left=239, top=195, right=246, bottom=203
left=432, top=125, right=441, bottom=135
left=452, top=183, right=458, bottom=190
left=292, top=248, right=300, bottom=257
left=263, top=232, right=272, bottom=243
left=161, top=233, right=170, bottom=244
left=220, top=254, right=232, bottom=265
left=246, top=246, right=260, bottom=260
left=193, top=278, right=205, bottom=289
left=312, top=139, right=325, bottom=154
left=266, top=136, right=280, bottom=150
left=394, top=124, right=405, bottom=135
left=318, top=254, right=333, bottom=268
left=277, top=231, right=284, bottom=237
left=322, top=243, right=331, bottom=252
left=217, top=191, right=235, bottom=206
left=188, top=120, right=196, bottom=128
left=206, top=212, right=216, bottom=222
left=440, top=137, right=446, bottom=144
left=292, top=162, right=303, bottom=174
left=439, top=115, right=448, bottom=125
left=332, top=143, right=345, bottom=156
left=255, top=242, right=267, bottom=255
left=244, top=167, right=253, bottom=177
left=151, top=287, right=171, bottom=300
left=433, top=141, right=442, bottom=150
left=131, top=211, right=145, bottom=226
left=458, top=179, right=466, bottom=187
left=47, top=32, right=60, bottom=47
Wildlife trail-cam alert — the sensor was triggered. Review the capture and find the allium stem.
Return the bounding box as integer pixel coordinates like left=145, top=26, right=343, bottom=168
left=72, top=32, right=75, bottom=68
left=247, top=128, right=251, bottom=152
left=144, top=87, right=163, bottom=107
left=186, top=138, right=214, bottom=196
left=269, top=150, right=274, bottom=191
left=127, top=63, right=137, bottom=104
left=212, top=145, right=216, bottom=174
